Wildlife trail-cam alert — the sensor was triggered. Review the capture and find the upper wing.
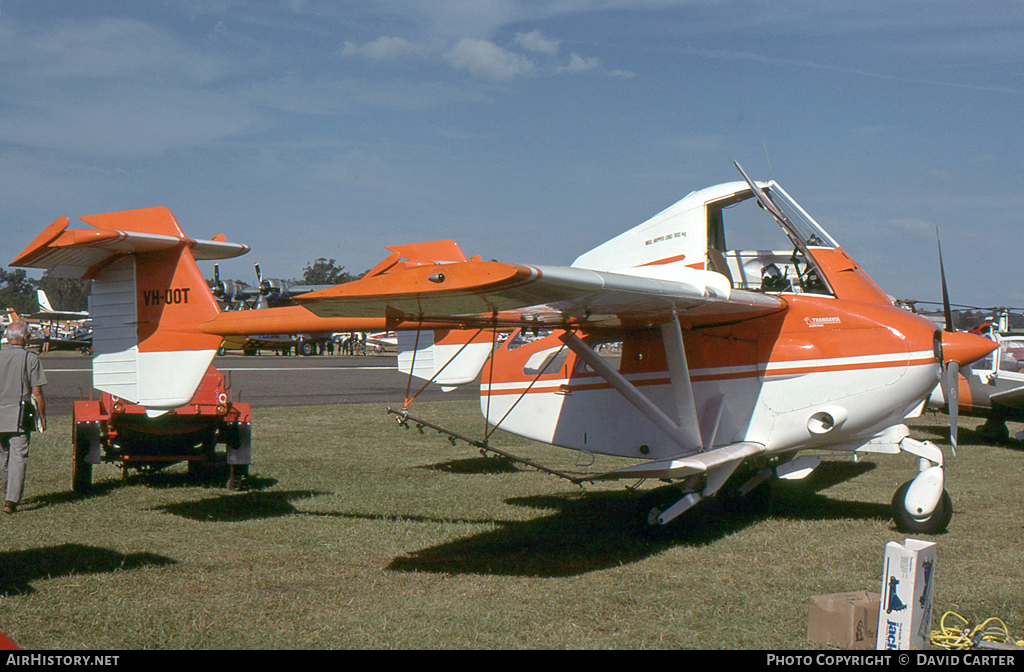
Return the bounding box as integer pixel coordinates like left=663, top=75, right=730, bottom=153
left=296, top=259, right=787, bottom=329
left=12, top=208, right=248, bottom=279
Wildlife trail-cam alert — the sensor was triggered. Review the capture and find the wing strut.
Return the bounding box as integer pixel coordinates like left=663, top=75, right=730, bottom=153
left=660, top=311, right=706, bottom=450
left=559, top=317, right=704, bottom=454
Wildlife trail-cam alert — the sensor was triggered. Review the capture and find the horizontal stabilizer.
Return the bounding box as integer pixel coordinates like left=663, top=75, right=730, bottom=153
left=12, top=208, right=248, bottom=279
left=591, top=441, right=765, bottom=481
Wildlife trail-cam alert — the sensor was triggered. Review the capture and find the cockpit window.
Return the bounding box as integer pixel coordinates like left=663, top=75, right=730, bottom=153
left=706, top=184, right=836, bottom=296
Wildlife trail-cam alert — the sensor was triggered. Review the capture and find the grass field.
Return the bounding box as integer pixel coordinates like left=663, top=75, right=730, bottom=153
left=1, top=401, right=1022, bottom=649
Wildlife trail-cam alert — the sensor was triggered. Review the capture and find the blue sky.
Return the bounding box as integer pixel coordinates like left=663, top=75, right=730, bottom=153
left=2, top=1, right=1023, bottom=311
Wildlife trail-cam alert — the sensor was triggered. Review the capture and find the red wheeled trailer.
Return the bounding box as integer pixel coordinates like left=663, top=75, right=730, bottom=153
left=71, top=366, right=252, bottom=493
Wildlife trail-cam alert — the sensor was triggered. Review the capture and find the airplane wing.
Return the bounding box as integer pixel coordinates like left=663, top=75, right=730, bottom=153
left=23, top=310, right=91, bottom=321
left=590, top=441, right=766, bottom=480
left=989, top=385, right=1024, bottom=412
left=295, top=260, right=787, bottom=329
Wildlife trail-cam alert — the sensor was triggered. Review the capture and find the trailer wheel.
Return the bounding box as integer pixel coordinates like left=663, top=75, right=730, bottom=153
left=72, top=425, right=94, bottom=494
left=227, top=464, right=250, bottom=491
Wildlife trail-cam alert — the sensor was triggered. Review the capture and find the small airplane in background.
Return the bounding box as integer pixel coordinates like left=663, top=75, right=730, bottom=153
left=27, top=289, right=90, bottom=322
left=927, top=319, right=1024, bottom=442
left=900, top=265, right=1024, bottom=444
left=13, top=289, right=93, bottom=353
left=12, top=163, right=997, bottom=534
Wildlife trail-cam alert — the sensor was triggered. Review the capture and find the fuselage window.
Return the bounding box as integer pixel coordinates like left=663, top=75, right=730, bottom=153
left=575, top=340, right=623, bottom=373
left=523, top=346, right=570, bottom=376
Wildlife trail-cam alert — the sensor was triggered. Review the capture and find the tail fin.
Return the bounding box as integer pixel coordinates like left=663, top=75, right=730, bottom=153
left=36, top=289, right=55, bottom=313
left=12, top=207, right=249, bottom=410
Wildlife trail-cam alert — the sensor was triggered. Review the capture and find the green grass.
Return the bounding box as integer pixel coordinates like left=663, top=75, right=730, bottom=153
left=1, top=402, right=1022, bottom=649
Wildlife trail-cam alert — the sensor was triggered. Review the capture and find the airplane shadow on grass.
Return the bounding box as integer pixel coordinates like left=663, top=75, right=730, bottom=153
left=142, top=459, right=892, bottom=578
left=0, top=544, right=175, bottom=596
left=155, top=489, right=325, bottom=522
left=422, top=455, right=520, bottom=475
left=25, top=475, right=281, bottom=514
left=385, top=460, right=891, bottom=578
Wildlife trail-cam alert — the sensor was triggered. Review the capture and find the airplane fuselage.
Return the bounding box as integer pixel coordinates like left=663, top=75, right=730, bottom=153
left=480, top=293, right=943, bottom=460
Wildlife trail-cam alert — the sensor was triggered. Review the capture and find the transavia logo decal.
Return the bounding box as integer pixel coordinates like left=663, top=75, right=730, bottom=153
left=0, top=631, right=18, bottom=650
left=804, top=316, right=841, bottom=328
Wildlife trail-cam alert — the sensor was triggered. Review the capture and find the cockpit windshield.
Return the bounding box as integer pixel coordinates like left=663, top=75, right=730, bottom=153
left=706, top=178, right=837, bottom=296
left=763, top=184, right=838, bottom=250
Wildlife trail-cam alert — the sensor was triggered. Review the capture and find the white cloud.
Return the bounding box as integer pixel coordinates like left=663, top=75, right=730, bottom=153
left=341, top=36, right=438, bottom=61
left=515, top=30, right=560, bottom=54
left=443, top=39, right=535, bottom=80
left=557, top=52, right=600, bottom=73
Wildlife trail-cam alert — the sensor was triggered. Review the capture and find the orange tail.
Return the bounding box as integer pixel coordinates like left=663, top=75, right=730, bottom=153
left=12, top=207, right=248, bottom=410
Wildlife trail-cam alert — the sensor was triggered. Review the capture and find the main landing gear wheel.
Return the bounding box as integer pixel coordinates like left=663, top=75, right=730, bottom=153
left=891, top=480, right=953, bottom=534
left=633, top=487, right=695, bottom=536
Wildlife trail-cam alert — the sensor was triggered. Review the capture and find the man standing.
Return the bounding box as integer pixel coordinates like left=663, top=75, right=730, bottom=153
left=0, top=321, right=47, bottom=514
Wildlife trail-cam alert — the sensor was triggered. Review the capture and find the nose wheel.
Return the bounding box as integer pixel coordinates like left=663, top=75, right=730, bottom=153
left=892, top=480, right=953, bottom=534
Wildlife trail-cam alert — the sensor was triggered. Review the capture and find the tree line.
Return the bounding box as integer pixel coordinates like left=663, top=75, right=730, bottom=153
left=0, top=270, right=89, bottom=315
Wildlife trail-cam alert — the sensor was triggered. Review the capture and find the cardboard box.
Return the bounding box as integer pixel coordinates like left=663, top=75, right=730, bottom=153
left=807, top=591, right=881, bottom=649
left=876, top=538, right=936, bottom=650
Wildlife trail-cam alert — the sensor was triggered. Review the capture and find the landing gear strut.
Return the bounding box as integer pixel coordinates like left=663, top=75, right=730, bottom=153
left=892, top=437, right=952, bottom=534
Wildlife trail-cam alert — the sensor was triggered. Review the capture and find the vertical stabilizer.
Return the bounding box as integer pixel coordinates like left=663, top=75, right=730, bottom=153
left=36, top=289, right=55, bottom=313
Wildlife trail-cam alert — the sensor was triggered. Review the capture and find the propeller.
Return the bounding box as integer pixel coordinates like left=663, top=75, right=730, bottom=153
left=211, top=263, right=223, bottom=296
left=253, top=262, right=297, bottom=304
left=254, top=263, right=266, bottom=293
left=936, top=227, right=959, bottom=455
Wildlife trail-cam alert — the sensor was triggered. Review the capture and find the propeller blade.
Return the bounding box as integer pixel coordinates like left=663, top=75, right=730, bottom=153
left=945, top=359, right=959, bottom=456
left=936, top=227, right=954, bottom=332
left=254, top=262, right=270, bottom=294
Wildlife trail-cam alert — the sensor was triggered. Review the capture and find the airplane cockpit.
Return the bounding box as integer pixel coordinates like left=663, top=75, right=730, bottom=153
left=706, top=182, right=837, bottom=297
left=571, top=172, right=846, bottom=300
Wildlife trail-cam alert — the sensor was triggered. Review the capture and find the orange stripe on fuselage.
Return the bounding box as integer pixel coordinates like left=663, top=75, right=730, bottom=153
left=482, top=293, right=940, bottom=392
left=481, top=354, right=936, bottom=397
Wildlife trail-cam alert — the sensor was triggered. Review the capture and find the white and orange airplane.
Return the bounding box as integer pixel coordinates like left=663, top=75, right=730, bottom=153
left=11, top=164, right=996, bottom=534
